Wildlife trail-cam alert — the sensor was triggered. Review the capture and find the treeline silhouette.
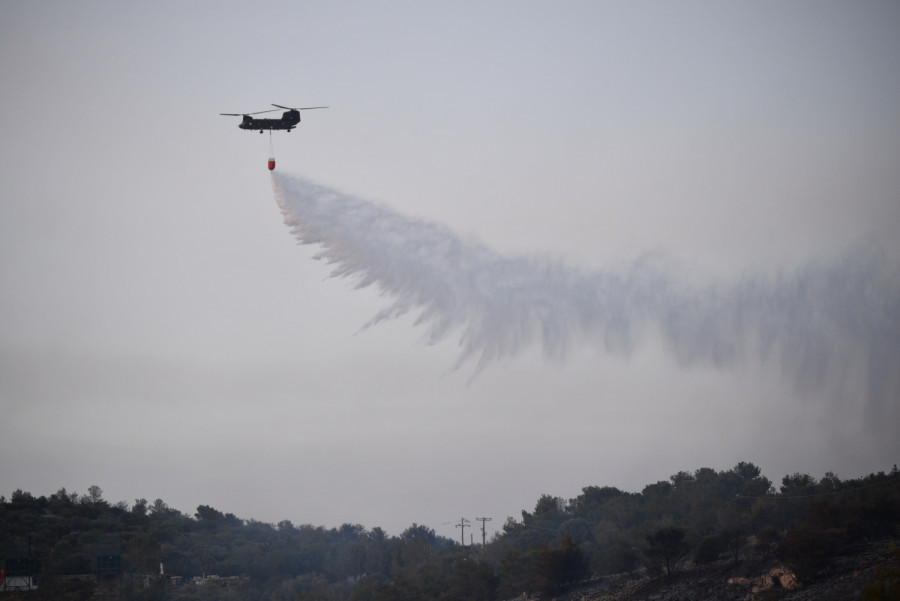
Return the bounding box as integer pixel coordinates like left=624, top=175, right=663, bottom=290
left=1, top=462, right=898, bottom=600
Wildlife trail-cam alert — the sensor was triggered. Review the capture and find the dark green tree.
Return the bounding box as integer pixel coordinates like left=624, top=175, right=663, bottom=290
left=535, top=535, right=589, bottom=594
left=442, top=557, right=498, bottom=601
left=645, top=526, right=689, bottom=577
left=692, top=534, right=724, bottom=566
left=195, top=504, right=226, bottom=524
left=720, top=527, right=746, bottom=566
left=592, top=538, right=640, bottom=575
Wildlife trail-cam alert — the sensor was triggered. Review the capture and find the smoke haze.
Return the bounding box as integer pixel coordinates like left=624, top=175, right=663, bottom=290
left=273, top=173, right=900, bottom=412
left=5, top=1, right=900, bottom=541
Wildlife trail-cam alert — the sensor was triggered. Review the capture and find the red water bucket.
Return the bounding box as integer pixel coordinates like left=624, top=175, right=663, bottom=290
left=268, top=158, right=276, bottom=171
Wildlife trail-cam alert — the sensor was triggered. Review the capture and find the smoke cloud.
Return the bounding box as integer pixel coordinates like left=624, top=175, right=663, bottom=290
left=272, top=173, right=900, bottom=411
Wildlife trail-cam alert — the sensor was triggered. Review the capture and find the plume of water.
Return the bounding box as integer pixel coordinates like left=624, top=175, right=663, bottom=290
left=272, top=173, right=900, bottom=409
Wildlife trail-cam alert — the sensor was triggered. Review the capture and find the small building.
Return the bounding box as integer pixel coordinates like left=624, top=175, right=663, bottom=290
left=1, top=558, right=39, bottom=591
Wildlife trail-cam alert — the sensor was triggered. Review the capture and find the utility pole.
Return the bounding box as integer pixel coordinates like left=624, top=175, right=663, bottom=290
left=476, top=517, right=492, bottom=551
left=455, top=518, right=470, bottom=546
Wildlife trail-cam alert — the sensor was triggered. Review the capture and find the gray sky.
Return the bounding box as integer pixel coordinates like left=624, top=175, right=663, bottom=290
left=1, top=1, right=899, bottom=541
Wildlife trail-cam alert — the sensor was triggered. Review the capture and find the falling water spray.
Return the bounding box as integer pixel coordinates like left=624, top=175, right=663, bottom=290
left=271, top=173, right=900, bottom=411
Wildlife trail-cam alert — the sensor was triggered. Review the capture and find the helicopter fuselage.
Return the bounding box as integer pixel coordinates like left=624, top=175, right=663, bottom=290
left=238, top=110, right=301, bottom=132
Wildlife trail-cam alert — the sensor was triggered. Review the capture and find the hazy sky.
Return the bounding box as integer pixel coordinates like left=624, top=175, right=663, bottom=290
left=1, top=1, right=899, bottom=541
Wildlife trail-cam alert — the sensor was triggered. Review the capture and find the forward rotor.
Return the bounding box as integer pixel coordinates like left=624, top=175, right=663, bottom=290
left=271, top=104, right=329, bottom=111
left=219, top=109, right=280, bottom=117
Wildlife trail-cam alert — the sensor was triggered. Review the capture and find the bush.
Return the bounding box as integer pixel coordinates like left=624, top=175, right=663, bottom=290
left=693, top=535, right=724, bottom=566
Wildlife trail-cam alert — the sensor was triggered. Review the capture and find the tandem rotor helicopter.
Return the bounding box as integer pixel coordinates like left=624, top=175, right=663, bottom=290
left=221, top=103, right=327, bottom=170
left=220, top=104, right=328, bottom=133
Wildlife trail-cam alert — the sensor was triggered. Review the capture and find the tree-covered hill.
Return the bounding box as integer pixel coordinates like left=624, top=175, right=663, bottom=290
left=1, top=462, right=898, bottom=600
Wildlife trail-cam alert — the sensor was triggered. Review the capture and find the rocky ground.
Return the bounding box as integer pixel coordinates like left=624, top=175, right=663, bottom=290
left=550, top=538, right=899, bottom=601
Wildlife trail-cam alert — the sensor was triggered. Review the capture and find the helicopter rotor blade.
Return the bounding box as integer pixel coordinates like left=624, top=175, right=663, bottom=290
left=220, top=109, right=280, bottom=117
left=272, top=104, right=329, bottom=111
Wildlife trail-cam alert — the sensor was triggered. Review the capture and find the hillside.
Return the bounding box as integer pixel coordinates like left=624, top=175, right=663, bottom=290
left=556, top=539, right=899, bottom=601
left=1, top=463, right=898, bottom=600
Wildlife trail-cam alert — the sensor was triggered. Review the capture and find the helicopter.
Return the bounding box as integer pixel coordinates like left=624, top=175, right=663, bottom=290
left=220, top=104, right=328, bottom=133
